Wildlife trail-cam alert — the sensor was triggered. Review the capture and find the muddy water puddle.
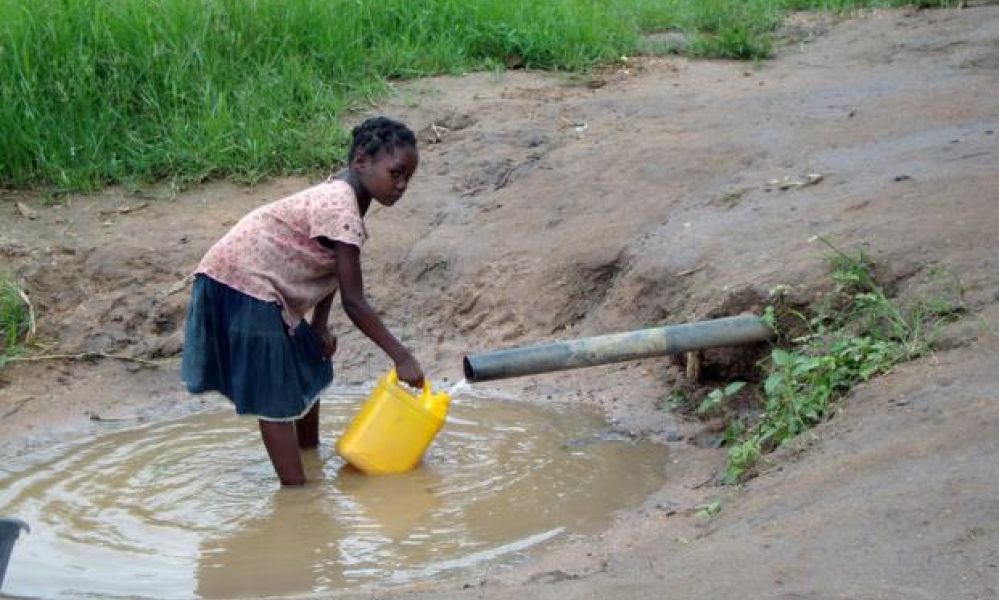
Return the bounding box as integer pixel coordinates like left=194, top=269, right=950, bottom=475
left=0, top=390, right=669, bottom=599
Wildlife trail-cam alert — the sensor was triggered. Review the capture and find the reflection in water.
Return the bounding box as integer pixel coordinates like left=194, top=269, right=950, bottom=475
left=197, top=481, right=339, bottom=598
left=0, top=393, right=670, bottom=599
left=336, top=464, right=444, bottom=543
left=197, top=463, right=446, bottom=598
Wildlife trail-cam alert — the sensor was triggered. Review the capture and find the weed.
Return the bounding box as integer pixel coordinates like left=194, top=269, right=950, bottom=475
left=689, top=25, right=775, bottom=60
left=0, top=276, right=32, bottom=368
left=710, top=242, right=964, bottom=483
left=697, top=500, right=722, bottom=519
left=715, top=188, right=748, bottom=209
left=661, top=389, right=691, bottom=413
left=697, top=381, right=747, bottom=415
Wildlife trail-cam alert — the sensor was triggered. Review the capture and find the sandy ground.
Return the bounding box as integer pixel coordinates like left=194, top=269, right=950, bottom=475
left=0, top=5, right=997, bottom=599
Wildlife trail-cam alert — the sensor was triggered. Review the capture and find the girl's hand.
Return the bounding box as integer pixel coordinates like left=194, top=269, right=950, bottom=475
left=314, top=327, right=338, bottom=359
left=395, top=353, right=425, bottom=389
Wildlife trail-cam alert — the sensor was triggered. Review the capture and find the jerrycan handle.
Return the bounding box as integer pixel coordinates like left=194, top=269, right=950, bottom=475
left=387, top=368, right=432, bottom=400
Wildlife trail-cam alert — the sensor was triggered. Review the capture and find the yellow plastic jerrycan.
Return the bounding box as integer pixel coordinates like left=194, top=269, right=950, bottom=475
left=336, top=370, right=451, bottom=475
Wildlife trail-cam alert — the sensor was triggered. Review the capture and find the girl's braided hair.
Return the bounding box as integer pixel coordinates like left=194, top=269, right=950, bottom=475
left=348, top=116, right=417, bottom=162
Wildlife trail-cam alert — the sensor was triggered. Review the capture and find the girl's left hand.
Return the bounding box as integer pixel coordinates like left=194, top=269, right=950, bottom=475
left=314, top=327, right=338, bottom=358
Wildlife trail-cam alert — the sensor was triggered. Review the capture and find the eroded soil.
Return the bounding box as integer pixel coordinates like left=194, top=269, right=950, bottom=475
left=0, top=6, right=997, bottom=599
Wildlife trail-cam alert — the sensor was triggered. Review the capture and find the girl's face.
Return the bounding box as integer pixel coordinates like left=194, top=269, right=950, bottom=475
left=354, top=144, right=419, bottom=207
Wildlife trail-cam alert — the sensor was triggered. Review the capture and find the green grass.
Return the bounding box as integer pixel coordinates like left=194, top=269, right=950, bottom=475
left=0, top=276, right=32, bottom=368
left=0, top=0, right=960, bottom=192
left=714, top=243, right=964, bottom=483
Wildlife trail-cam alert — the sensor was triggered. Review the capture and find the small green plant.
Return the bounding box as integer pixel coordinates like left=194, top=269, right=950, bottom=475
left=697, top=500, right=722, bottom=519
left=0, top=276, right=33, bottom=368
left=689, top=25, right=774, bottom=60
left=660, top=389, right=690, bottom=413
left=717, top=243, right=963, bottom=483
left=696, top=381, right=746, bottom=415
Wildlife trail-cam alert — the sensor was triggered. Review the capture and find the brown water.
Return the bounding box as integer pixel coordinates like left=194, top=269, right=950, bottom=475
left=0, top=389, right=669, bottom=599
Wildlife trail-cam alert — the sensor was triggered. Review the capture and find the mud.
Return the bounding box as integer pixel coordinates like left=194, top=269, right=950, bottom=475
left=0, top=5, right=997, bottom=599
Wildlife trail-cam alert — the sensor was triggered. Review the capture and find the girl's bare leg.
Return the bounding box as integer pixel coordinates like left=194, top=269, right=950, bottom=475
left=259, top=420, right=306, bottom=486
left=295, top=401, right=320, bottom=449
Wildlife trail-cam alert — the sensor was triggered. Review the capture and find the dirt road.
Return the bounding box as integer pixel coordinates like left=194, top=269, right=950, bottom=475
left=0, top=5, right=996, bottom=599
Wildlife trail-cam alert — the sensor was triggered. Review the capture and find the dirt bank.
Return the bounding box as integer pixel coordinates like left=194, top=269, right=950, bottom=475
left=1, top=5, right=997, bottom=599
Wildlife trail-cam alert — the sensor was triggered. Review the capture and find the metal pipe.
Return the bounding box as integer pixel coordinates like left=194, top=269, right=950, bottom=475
left=462, top=315, right=773, bottom=383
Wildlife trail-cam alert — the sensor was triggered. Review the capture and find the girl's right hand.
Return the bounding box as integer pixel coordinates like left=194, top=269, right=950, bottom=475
left=395, top=353, right=425, bottom=389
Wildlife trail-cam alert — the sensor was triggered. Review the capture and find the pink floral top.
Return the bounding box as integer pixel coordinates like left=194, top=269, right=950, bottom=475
left=197, top=179, right=367, bottom=328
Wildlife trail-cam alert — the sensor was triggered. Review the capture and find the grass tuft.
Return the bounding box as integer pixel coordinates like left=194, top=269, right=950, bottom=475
left=0, top=276, right=32, bottom=369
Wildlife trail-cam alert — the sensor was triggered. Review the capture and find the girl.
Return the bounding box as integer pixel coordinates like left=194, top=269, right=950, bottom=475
left=182, top=116, right=425, bottom=486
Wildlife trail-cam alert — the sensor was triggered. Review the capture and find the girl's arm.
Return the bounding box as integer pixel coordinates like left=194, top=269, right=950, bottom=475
left=332, top=240, right=425, bottom=387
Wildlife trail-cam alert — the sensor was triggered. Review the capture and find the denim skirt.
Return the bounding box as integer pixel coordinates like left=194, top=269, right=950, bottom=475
left=181, top=275, right=333, bottom=421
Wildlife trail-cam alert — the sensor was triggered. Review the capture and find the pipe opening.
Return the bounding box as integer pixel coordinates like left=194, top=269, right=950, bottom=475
left=462, top=356, right=476, bottom=382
